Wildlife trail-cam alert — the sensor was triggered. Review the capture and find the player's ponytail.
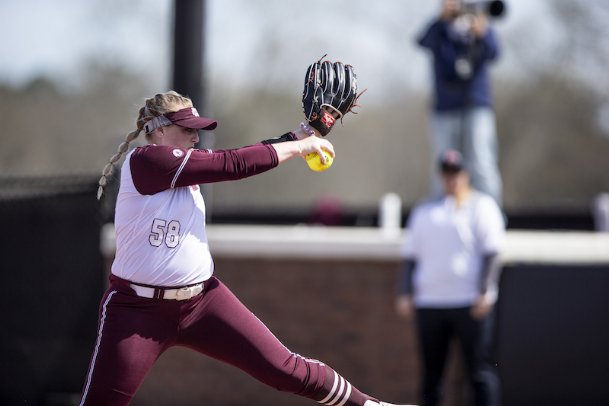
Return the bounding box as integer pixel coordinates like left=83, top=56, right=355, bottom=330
left=96, top=128, right=141, bottom=200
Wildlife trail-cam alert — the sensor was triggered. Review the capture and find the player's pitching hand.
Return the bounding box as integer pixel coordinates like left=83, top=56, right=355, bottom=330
left=298, top=135, right=335, bottom=165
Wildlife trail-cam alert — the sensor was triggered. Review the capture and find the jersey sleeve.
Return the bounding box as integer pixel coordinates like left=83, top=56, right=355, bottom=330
left=475, top=196, right=505, bottom=254
left=400, top=206, right=422, bottom=259
left=130, top=144, right=279, bottom=195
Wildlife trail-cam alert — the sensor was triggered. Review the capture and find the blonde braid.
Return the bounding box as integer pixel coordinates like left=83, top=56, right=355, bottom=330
left=96, top=91, right=195, bottom=200
left=96, top=129, right=141, bottom=200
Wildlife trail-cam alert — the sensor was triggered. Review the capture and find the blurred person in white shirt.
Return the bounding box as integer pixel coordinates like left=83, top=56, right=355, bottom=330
left=395, top=149, right=505, bottom=406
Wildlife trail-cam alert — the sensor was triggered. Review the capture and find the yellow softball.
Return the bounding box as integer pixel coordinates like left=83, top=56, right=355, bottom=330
left=305, top=151, right=334, bottom=172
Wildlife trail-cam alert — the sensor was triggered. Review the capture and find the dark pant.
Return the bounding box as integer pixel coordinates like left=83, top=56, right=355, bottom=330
left=415, top=307, right=500, bottom=406
left=79, top=275, right=375, bottom=406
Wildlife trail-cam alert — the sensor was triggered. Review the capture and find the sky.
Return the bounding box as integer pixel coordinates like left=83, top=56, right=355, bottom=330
left=0, top=0, right=560, bottom=104
left=0, top=0, right=171, bottom=89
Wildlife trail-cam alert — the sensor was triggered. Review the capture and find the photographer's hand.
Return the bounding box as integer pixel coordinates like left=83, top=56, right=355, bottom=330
left=470, top=14, right=489, bottom=38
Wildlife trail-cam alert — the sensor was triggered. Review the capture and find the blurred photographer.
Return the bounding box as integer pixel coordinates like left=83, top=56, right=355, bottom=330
left=417, top=0, right=505, bottom=206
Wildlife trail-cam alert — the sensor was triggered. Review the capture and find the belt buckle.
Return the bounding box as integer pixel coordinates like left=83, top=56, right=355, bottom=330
left=175, top=284, right=203, bottom=301
left=176, top=286, right=193, bottom=301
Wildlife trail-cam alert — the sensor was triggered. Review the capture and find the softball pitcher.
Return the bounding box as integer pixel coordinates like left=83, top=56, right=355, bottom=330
left=79, top=87, right=413, bottom=406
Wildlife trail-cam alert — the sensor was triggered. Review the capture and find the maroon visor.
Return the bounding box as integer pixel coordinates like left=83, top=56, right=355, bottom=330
left=165, top=107, right=217, bottom=130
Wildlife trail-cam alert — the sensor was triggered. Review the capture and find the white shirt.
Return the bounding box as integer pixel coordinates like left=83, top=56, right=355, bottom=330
left=111, top=150, right=213, bottom=286
left=401, top=192, right=505, bottom=307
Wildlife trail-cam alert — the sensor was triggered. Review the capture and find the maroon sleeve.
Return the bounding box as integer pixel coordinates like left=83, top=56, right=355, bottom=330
left=130, top=144, right=279, bottom=195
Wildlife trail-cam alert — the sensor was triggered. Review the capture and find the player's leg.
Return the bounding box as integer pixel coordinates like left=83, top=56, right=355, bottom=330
left=79, top=287, right=175, bottom=406
left=415, top=308, right=452, bottom=406
left=178, top=277, right=377, bottom=406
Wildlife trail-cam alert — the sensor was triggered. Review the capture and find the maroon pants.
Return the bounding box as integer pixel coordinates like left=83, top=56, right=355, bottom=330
left=79, top=275, right=376, bottom=406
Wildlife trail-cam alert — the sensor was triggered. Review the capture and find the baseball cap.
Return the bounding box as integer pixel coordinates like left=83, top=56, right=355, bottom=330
left=143, top=107, right=217, bottom=134
left=439, top=149, right=465, bottom=173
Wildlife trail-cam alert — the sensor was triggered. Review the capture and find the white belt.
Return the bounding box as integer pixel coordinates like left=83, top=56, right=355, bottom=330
left=130, top=282, right=204, bottom=301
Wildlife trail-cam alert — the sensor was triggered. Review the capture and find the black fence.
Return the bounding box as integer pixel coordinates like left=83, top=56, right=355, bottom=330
left=208, top=207, right=597, bottom=230
left=497, top=263, right=609, bottom=406
left=0, top=177, right=104, bottom=405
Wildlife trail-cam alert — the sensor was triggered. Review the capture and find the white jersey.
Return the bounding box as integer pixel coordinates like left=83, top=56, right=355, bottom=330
left=401, top=192, right=505, bottom=308
left=111, top=150, right=213, bottom=286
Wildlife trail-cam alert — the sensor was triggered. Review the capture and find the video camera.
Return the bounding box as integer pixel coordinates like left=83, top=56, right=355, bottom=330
left=459, top=0, right=506, bottom=18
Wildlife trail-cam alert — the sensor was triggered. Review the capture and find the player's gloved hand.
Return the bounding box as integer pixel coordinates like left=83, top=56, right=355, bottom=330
left=302, top=55, right=364, bottom=137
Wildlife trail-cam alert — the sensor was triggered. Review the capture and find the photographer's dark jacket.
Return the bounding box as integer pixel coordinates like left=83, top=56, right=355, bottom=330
left=418, top=19, right=500, bottom=112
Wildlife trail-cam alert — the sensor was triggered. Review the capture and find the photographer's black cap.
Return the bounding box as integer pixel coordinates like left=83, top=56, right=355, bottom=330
left=439, top=149, right=465, bottom=173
